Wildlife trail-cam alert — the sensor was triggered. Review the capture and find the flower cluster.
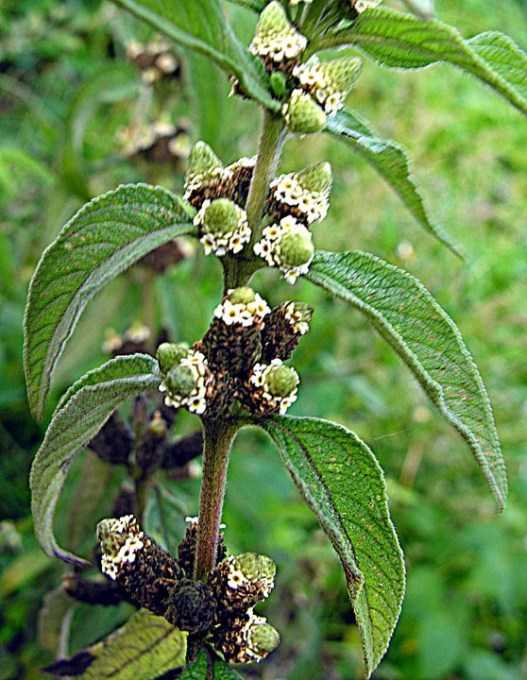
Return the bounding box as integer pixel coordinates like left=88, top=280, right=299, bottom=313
left=98, top=515, right=145, bottom=580
left=213, top=289, right=270, bottom=327
left=254, top=215, right=314, bottom=284
left=126, top=39, right=181, bottom=84
left=211, top=553, right=276, bottom=611
left=269, top=162, right=332, bottom=225
left=213, top=611, right=280, bottom=664
left=284, top=300, right=311, bottom=336
left=249, top=1, right=307, bottom=68
left=293, top=57, right=362, bottom=115
left=194, top=198, right=251, bottom=257
left=247, top=358, right=300, bottom=415
left=157, top=343, right=211, bottom=415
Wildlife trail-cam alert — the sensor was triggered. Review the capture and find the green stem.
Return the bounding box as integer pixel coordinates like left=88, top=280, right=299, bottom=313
left=246, top=108, right=286, bottom=247
left=194, top=419, right=239, bottom=580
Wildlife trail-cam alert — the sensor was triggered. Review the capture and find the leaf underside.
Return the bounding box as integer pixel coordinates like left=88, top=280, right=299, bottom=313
left=112, top=0, right=277, bottom=110
left=30, top=354, right=160, bottom=566
left=23, top=183, right=194, bottom=419
left=262, top=416, right=405, bottom=678
left=79, top=609, right=186, bottom=679
left=326, top=110, right=462, bottom=258
left=331, top=7, right=527, bottom=116
left=307, top=250, right=507, bottom=510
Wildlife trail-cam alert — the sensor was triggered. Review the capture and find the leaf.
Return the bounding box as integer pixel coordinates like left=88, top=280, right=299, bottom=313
left=179, top=650, right=246, bottom=679
left=323, top=8, right=527, bottom=116
left=30, top=354, right=160, bottom=566
left=326, top=110, right=461, bottom=258
left=307, top=250, right=507, bottom=509
left=24, top=183, right=194, bottom=420
left=226, top=0, right=264, bottom=10
left=213, top=659, right=245, bottom=679
left=79, top=609, right=186, bottom=679
left=111, top=0, right=277, bottom=111
left=38, top=586, right=75, bottom=655
left=261, top=416, right=405, bottom=678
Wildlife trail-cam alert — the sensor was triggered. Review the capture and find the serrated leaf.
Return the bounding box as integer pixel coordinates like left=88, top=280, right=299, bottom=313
left=261, top=416, right=405, bottom=678
left=24, top=183, right=194, bottom=420
left=307, top=250, right=507, bottom=510
left=111, top=0, right=277, bottom=111
left=30, top=354, right=160, bottom=566
left=326, top=110, right=461, bottom=258
left=324, top=7, right=527, bottom=116
left=79, top=609, right=186, bottom=679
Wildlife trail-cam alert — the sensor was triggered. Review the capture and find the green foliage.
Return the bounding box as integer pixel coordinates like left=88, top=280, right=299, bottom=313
left=30, top=354, right=159, bottom=566
left=262, top=416, right=405, bottom=677
left=180, top=649, right=245, bottom=679
left=111, top=0, right=277, bottom=109
left=325, top=7, right=527, bottom=116
left=326, top=110, right=461, bottom=257
left=79, top=609, right=186, bottom=679
left=307, top=250, right=507, bottom=510
left=23, top=184, right=194, bottom=419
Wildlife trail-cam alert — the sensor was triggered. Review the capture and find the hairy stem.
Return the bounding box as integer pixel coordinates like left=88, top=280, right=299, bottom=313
left=194, top=420, right=239, bottom=580
left=246, top=109, right=286, bottom=246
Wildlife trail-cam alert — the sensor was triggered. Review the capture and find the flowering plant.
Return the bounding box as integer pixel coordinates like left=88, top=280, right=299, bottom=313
left=24, top=1, right=526, bottom=677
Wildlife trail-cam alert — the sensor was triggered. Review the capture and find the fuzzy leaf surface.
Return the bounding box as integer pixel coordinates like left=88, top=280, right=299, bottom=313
left=326, top=110, right=461, bottom=257
left=262, top=416, right=405, bottom=678
left=112, top=0, right=277, bottom=110
left=307, top=251, right=507, bottom=509
left=79, top=609, right=186, bottom=679
left=30, top=354, right=160, bottom=566
left=24, top=183, right=194, bottom=419
left=327, top=8, right=527, bottom=116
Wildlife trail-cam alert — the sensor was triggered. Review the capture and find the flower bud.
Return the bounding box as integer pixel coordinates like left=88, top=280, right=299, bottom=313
left=248, top=620, right=280, bottom=657
left=228, top=287, right=256, bottom=306
left=265, top=363, right=299, bottom=398
left=185, top=140, right=223, bottom=188
left=283, top=90, right=327, bottom=134
left=195, top=199, right=251, bottom=257
left=296, top=161, right=333, bottom=195
left=250, top=2, right=307, bottom=65
left=156, top=342, right=189, bottom=374
left=278, top=227, right=314, bottom=268
left=165, top=364, right=197, bottom=397
left=293, top=57, right=362, bottom=115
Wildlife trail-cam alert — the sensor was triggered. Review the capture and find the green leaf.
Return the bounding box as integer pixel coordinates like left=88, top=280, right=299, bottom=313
left=323, top=8, right=527, bottom=116
left=326, top=110, right=461, bottom=258
left=213, top=659, right=245, bottom=679
left=307, top=250, right=507, bottom=510
left=179, top=650, right=208, bottom=679
left=111, top=0, right=277, bottom=110
left=24, top=183, right=194, bottom=420
left=79, top=609, right=186, bottom=679
left=226, top=0, right=265, bottom=10
left=261, top=416, right=405, bottom=678
left=30, top=354, right=160, bottom=566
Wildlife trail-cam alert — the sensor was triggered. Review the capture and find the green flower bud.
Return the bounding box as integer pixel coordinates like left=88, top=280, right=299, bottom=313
left=234, top=552, right=277, bottom=581
left=285, top=90, right=327, bottom=134
left=319, top=57, right=362, bottom=97
left=248, top=621, right=280, bottom=655
left=296, top=161, right=333, bottom=195
left=265, top=364, right=299, bottom=398
left=165, top=364, right=196, bottom=397
left=278, top=229, right=314, bottom=267
left=186, top=140, right=223, bottom=185
left=202, top=198, right=244, bottom=236
left=156, top=342, right=189, bottom=374
left=256, top=1, right=291, bottom=40
left=228, top=287, right=257, bottom=305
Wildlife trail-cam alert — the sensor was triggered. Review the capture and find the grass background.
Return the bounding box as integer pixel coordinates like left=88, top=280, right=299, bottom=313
left=1, top=0, right=526, bottom=678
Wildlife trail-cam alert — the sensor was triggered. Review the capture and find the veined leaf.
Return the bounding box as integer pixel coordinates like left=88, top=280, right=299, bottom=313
left=111, top=0, right=277, bottom=111
left=30, top=354, right=160, bottom=566
left=307, top=250, right=507, bottom=510
left=322, top=7, right=527, bottom=116
left=326, top=110, right=461, bottom=258
left=24, top=183, right=194, bottom=420
left=262, top=416, right=405, bottom=678
left=79, top=609, right=186, bottom=679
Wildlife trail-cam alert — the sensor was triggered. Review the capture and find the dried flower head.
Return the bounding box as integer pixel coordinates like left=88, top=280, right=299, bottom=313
left=97, top=515, right=145, bottom=580
left=212, top=610, right=280, bottom=664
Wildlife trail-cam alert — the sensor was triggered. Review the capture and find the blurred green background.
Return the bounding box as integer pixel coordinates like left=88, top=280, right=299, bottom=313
left=1, top=1, right=526, bottom=678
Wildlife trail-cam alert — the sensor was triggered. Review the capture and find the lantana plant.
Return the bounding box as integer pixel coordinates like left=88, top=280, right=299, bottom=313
left=24, top=1, right=526, bottom=678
